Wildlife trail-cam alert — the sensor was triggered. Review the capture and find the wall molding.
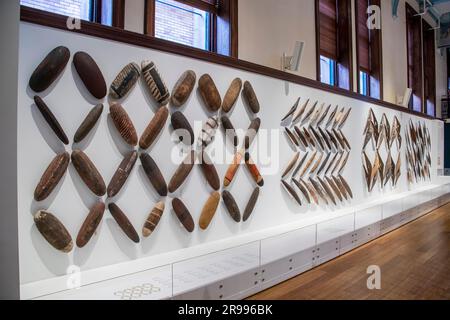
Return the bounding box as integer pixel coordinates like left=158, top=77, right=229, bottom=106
left=20, top=6, right=439, bottom=121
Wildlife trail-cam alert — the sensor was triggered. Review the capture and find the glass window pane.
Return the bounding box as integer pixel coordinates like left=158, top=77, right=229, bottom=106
left=101, top=0, right=113, bottom=26
left=359, top=71, right=368, bottom=96
left=21, top=0, right=92, bottom=21
left=155, top=0, right=209, bottom=50
left=320, top=56, right=335, bottom=86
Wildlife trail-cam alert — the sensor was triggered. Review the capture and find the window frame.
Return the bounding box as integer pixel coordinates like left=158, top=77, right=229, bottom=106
left=406, top=2, right=424, bottom=113
left=355, top=0, right=383, bottom=99
left=144, top=0, right=238, bottom=58
left=315, top=0, right=354, bottom=91
left=423, top=19, right=436, bottom=117
left=21, top=0, right=125, bottom=28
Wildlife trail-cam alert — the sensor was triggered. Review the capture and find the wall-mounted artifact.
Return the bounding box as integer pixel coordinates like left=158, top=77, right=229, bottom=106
left=292, top=179, right=311, bottom=204
left=292, top=152, right=309, bottom=177
left=107, top=151, right=138, bottom=198
left=325, top=105, right=338, bottom=128
left=309, top=103, right=324, bottom=126
left=390, top=116, right=402, bottom=148
left=172, top=198, right=195, bottom=232
left=199, top=151, right=220, bottom=191
left=142, top=61, right=170, bottom=106
left=317, top=104, right=331, bottom=127
left=394, top=154, right=401, bottom=186
left=74, top=104, right=103, bottom=143
left=143, top=201, right=165, bottom=237
left=243, top=187, right=260, bottom=222
left=302, top=127, right=316, bottom=148
left=109, top=62, right=140, bottom=100
left=109, top=62, right=141, bottom=99
left=285, top=127, right=300, bottom=147
left=108, top=203, right=140, bottom=243
left=171, top=70, right=196, bottom=107
left=309, top=126, right=325, bottom=150
left=73, top=52, right=107, bottom=99
left=199, top=191, right=220, bottom=230
left=198, top=74, right=221, bottom=112
left=281, top=180, right=302, bottom=206
left=317, top=176, right=336, bottom=205
left=222, top=191, right=241, bottom=222
left=332, top=128, right=346, bottom=151
left=139, top=106, right=169, bottom=150
left=242, top=81, right=260, bottom=114
left=362, top=110, right=402, bottom=191
left=168, top=150, right=196, bottom=193
left=76, top=202, right=105, bottom=248
left=324, top=152, right=338, bottom=176
left=33, top=96, right=69, bottom=145
left=281, top=97, right=300, bottom=122
left=221, top=115, right=239, bottom=147
left=309, top=178, right=328, bottom=205
left=71, top=150, right=106, bottom=197
left=337, top=108, right=351, bottom=129
left=198, top=116, right=219, bottom=148
left=34, top=210, right=73, bottom=253
left=331, top=176, right=346, bottom=199
left=405, top=120, right=431, bottom=184
left=245, top=154, right=264, bottom=187
left=34, top=152, right=70, bottom=202
left=301, top=178, right=319, bottom=205
left=300, top=101, right=318, bottom=126
left=292, top=99, right=309, bottom=124
left=384, top=152, right=394, bottom=187
left=110, top=104, right=138, bottom=146
left=325, top=176, right=343, bottom=202
left=337, top=152, right=349, bottom=175
left=171, top=111, right=194, bottom=145
left=29, top=46, right=70, bottom=93
left=245, top=118, right=261, bottom=150
left=316, top=152, right=331, bottom=176
left=309, top=152, right=324, bottom=175
left=328, top=176, right=345, bottom=201
left=222, top=78, right=242, bottom=113
left=294, top=126, right=309, bottom=148
left=299, top=151, right=317, bottom=177
left=326, top=129, right=338, bottom=150
left=282, top=152, right=300, bottom=178
left=224, top=150, right=244, bottom=187
left=140, top=153, right=168, bottom=197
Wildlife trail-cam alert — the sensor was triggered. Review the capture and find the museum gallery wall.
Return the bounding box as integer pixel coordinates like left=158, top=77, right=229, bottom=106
left=17, top=22, right=440, bottom=296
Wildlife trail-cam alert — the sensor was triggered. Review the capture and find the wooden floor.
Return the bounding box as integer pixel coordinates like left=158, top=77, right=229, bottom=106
left=249, top=203, right=450, bottom=300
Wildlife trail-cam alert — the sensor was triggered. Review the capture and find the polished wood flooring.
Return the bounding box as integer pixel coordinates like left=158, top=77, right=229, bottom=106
left=249, top=203, right=450, bottom=300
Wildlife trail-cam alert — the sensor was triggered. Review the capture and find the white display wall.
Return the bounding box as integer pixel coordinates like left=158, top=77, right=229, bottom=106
left=17, top=22, right=444, bottom=299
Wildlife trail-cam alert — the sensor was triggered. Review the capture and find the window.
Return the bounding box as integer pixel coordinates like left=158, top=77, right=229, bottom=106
left=355, top=0, right=383, bottom=99
left=406, top=3, right=423, bottom=112
left=320, top=56, right=336, bottom=86
left=21, top=0, right=92, bottom=20
left=20, top=0, right=124, bottom=28
left=155, top=0, right=210, bottom=50
left=423, top=20, right=436, bottom=117
left=316, top=0, right=353, bottom=90
left=359, top=71, right=368, bottom=96
left=145, top=0, right=238, bottom=57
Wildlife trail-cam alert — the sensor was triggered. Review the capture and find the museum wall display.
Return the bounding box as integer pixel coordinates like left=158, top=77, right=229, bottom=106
left=16, top=22, right=443, bottom=299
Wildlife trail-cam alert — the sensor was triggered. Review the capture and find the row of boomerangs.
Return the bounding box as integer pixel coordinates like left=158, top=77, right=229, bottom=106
left=362, top=109, right=402, bottom=192
left=280, top=98, right=353, bottom=207
left=406, top=120, right=432, bottom=183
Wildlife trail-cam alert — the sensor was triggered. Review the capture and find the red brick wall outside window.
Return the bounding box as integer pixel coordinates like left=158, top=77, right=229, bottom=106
left=21, top=0, right=91, bottom=20
left=155, top=0, right=209, bottom=50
